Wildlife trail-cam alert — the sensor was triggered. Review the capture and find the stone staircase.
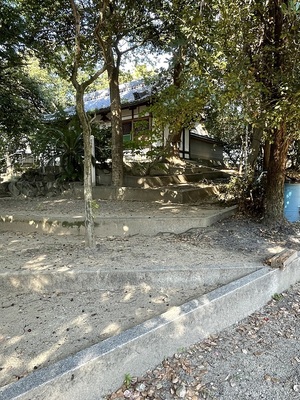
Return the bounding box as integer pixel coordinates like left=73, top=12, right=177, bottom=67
left=0, top=162, right=234, bottom=204
left=95, top=163, right=233, bottom=204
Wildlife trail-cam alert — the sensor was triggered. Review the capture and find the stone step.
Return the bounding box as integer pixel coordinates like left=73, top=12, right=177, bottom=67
left=97, top=170, right=231, bottom=188
left=91, top=184, right=222, bottom=204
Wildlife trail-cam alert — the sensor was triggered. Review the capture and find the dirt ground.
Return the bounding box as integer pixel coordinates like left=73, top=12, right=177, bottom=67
left=0, top=196, right=300, bottom=398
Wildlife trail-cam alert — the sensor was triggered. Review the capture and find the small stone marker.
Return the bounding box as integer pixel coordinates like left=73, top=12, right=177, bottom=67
left=268, top=249, right=298, bottom=270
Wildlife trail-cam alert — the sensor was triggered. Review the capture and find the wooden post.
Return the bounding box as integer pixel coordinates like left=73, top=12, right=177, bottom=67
left=91, top=135, right=96, bottom=187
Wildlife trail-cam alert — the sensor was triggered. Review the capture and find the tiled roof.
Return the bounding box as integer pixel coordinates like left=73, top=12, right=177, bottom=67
left=64, top=79, right=151, bottom=116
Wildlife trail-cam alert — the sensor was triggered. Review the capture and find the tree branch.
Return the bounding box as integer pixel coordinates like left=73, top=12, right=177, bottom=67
left=69, top=0, right=81, bottom=90
left=82, top=64, right=107, bottom=90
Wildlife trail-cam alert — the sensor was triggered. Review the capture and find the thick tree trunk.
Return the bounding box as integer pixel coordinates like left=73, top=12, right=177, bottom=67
left=247, top=127, right=262, bottom=172
left=76, top=90, right=95, bottom=248
left=107, top=55, right=123, bottom=187
left=263, top=141, right=271, bottom=172
left=264, top=123, right=290, bottom=224
left=260, top=2, right=290, bottom=224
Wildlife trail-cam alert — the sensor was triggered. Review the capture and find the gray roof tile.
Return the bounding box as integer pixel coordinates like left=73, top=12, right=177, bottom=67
left=65, top=79, right=151, bottom=116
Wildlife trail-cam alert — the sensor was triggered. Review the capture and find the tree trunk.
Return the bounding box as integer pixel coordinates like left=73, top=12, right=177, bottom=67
left=75, top=90, right=95, bottom=248
left=261, top=2, right=290, bottom=224
left=168, top=45, right=186, bottom=158
left=263, top=141, right=271, bottom=172
left=107, top=55, right=123, bottom=187
left=264, top=123, right=290, bottom=224
left=5, top=153, right=12, bottom=175
left=166, top=129, right=182, bottom=158
left=247, top=127, right=262, bottom=172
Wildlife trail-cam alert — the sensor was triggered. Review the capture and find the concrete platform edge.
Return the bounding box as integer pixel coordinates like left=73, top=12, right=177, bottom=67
left=0, top=206, right=237, bottom=237
left=1, top=259, right=299, bottom=400
left=0, top=265, right=259, bottom=294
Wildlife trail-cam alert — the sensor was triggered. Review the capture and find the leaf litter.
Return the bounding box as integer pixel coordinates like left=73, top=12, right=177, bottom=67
left=106, top=282, right=300, bottom=400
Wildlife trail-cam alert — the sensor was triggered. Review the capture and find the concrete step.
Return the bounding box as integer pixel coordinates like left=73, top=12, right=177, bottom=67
left=0, top=264, right=259, bottom=295
left=97, top=170, right=231, bottom=188
left=0, top=205, right=237, bottom=237
left=92, top=184, right=222, bottom=204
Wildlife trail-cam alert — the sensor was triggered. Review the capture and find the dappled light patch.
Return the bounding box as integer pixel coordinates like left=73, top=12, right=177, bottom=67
left=287, top=236, right=300, bottom=245
left=7, top=238, right=22, bottom=245
left=60, top=315, right=90, bottom=334
left=162, top=305, right=183, bottom=321
left=23, top=255, right=48, bottom=271
left=9, top=274, right=51, bottom=292
left=155, top=306, right=192, bottom=339
left=1, top=215, right=14, bottom=223
left=122, top=285, right=137, bottom=302
left=99, top=291, right=112, bottom=302
left=52, top=199, right=70, bottom=204
left=122, top=291, right=134, bottom=302
left=3, top=335, right=22, bottom=347
left=55, top=266, right=73, bottom=272
left=39, top=199, right=74, bottom=207
left=101, top=323, right=121, bottom=337
left=266, top=245, right=286, bottom=256
left=0, top=352, right=23, bottom=381
left=140, top=282, right=151, bottom=293
left=158, top=204, right=182, bottom=214
left=149, top=293, right=170, bottom=304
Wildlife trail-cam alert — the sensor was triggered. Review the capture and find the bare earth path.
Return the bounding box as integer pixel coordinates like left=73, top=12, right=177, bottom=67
left=0, top=196, right=299, bottom=399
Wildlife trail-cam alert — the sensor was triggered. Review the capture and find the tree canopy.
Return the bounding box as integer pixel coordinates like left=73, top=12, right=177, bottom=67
left=0, top=1, right=51, bottom=163
left=209, top=0, right=300, bottom=221
left=2, top=0, right=300, bottom=226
